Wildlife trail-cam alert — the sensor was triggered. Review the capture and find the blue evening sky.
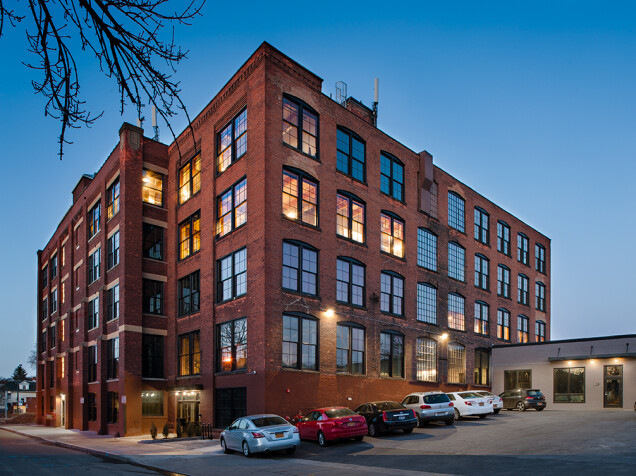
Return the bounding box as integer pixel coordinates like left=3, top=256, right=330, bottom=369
left=1, top=1, right=634, bottom=376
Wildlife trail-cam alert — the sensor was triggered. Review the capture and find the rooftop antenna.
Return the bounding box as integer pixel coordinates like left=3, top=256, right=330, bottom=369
left=152, top=105, right=159, bottom=141
left=372, top=78, right=379, bottom=127
left=335, top=81, right=347, bottom=105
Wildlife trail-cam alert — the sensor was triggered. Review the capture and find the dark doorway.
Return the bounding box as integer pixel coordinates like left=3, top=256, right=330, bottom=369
left=604, top=365, right=623, bottom=408
left=215, top=387, right=246, bottom=429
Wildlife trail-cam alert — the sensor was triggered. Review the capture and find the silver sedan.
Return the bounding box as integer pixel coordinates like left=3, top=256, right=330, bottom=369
left=220, top=414, right=300, bottom=457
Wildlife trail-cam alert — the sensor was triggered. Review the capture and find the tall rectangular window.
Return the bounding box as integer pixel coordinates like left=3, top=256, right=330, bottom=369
left=380, top=212, right=404, bottom=258
left=107, top=284, right=119, bottom=322
left=336, top=324, right=364, bottom=374
left=474, top=301, right=489, bottom=335
left=448, top=242, right=465, bottom=281
left=217, top=109, right=247, bottom=173
left=517, top=233, right=529, bottom=265
left=474, top=254, right=489, bottom=290
left=536, top=320, right=546, bottom=342
left=497, top=265, right=510, bottom=298
left=106, top=337, right=119, bottom=379
left=49, top=323, right=56, bottom=349
left=87, top=297, right=99, bottom=330
left=535, top=244, right=546, bottom=273
left=88, top=202, right=101, bottom=239
left=142, top=279, right=164, bottom=315
left=107, top=231, right=119, bottom=269
left=87, top=393, right=97, bottom=421
left=179, top=211, right=201, bottom=260
left=336, top=193, right=365, bottom=243
left=518, top=315, right=529, bottom=343
left=497, top=308, right=510, bottom=341
left=447, top=342, right=466, bottom=384
left=107, top=178, right=120, bottom=220
left=474, top=349, right=490, bottom=386
left=178, top=331, right=200, bottom=376
left=179, top=154, right=201, bottom=204
left=497, top=221, right=510, bottom=256
left=217, top=317, right=247, bottom=372
left=380, top=153, right=404, bottom=202
left=217, top=248, right=247, bottom=302
left=416, top=338, right=437, bottom=382
left=143, top=223, right=163, bottom=260
left=50, top=288, right=58, bottom=314
left=178, top=271, right=200, bottom=316
left=107, top=392, right=119, bottom=423
left=417, top=228, right=437, bottom=271
left=380, top=332, right=404, bottom=378
left=142, top=169, right=163, bottom=206
left=282, top=97, right=318, bottom=157
left=336, top=258, right=365, bottom=307
left=416, top=283, right=437, bottom=324
left=536, top=282, right=546, bottom=311
left=554, top=368, right=585, bottom=403
left=474, top=207, right=489, bottom=244
left=518, top=274, right=529, bottom=305
left=50, top=255, right=58, bottom=280
left=282, top=314, right=317, bottom=370
left=88, top=345, right=98, bottom=382
left=142, top=334, right=164, bottom=378
left=41, top=298, right=48, bottom=321
left=282, top=241, right=318, bottom=296
left=42, top=265, right=48, bottom=289
left=217, top=178, right=247, bottom=237
left=448, top=192, right=465, bottom=232
left=448, top=293, right=465, bottom=331
left=88, top=248, right=101, bottom=284
left=336, top=128, right=365, bottom=182
left=282, top=169, right=318, bottom=226
left=380, top=272, right=404, bottom=316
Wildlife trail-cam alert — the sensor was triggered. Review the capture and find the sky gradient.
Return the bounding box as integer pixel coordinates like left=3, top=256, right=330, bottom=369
left=1, top=1, right=635, bottom=377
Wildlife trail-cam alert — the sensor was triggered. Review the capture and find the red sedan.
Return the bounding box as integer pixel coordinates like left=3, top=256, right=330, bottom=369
left=296, top=407, right=368, bottom=446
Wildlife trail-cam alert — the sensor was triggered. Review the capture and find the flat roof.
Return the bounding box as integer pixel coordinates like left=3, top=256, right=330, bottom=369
left=492, top=333, right=636, bottom=349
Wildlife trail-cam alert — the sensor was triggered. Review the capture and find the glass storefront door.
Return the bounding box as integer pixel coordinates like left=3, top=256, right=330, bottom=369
left=603, top=365, right=622, bottom=408
left=176, top=391, right=201, bottom=427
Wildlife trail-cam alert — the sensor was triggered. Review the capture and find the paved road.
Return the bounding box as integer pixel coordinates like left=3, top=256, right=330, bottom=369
left=0, top=430, right=166, bottom=475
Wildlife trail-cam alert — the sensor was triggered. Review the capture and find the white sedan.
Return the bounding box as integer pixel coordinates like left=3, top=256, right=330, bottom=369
left=220, top=414, right=300, bottom=457
left=447, top=392, right=493, bottom=420
left=474, top=391, right=503, bottom=414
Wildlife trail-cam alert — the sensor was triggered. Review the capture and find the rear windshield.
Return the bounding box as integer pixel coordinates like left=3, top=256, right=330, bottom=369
left=325, top=408, right=356, bottom=418
left=423, top=394, right=450, bottom=404
left=527, top=390, right=543, bottom=396
left=251, top=416, right=288, bottom=427
left=476, top=392, right=494, bottom=397
left=374, top=402, right=404, bottom=411
left=458, top=392, right=482, bottom=399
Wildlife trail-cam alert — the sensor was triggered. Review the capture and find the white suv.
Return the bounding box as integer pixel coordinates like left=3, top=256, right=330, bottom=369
left=402, top=392, right=455, bottom=427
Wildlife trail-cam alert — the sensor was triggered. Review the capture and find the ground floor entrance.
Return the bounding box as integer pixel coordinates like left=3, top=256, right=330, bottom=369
left=604, top=365, right=623, bottom=408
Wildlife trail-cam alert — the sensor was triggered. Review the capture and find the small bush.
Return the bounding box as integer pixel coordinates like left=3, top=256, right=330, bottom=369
left=176, top=423, right=183, bottom=438
left=162, top=423, right=170, bottom=439
left=150, top=423, right=157, bottom=440
left=186, top=422, right=196, bottom=437
left=195, top=423, right=202, bottom=437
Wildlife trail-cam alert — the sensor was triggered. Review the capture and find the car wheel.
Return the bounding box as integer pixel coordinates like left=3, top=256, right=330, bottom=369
left=454, top=409, right=462, bottom=421
left=478, top=414, right=487, bottom=419
left=368, top=422, right=378, bottom=437
left=536, top=407, right=545, bottom=412
left=286, top=446, right=296, bottom=455
left=493, top=409, right=501, bottom=415
left=242, top=441, right=252, bottom=458
left=354, top=435, right=364, bottom=441
left=220, top=437, right=230, bottom=454
left=317, top=431, right=328, bottom=447
left=403, top=428, right=414, bottom=434
left=516, top=402, right=526, bottom=412
left=417, top=419, right=426, bottom=428
left=445, top=419, right=454, bottom=426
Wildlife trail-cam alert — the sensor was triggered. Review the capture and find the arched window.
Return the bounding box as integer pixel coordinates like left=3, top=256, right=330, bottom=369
left=448, top=191, right=465, bottom=232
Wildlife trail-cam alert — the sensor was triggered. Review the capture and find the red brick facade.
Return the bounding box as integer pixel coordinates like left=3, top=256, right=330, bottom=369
left=37, top=42, right=550, bottom=435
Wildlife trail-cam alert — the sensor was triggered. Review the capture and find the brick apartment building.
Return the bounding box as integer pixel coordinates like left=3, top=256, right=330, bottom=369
left=36, top=42, right=551, bottom=436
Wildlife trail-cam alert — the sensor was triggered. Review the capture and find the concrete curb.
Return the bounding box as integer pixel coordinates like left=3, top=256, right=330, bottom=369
left=0, top=426, right=185, bottom=476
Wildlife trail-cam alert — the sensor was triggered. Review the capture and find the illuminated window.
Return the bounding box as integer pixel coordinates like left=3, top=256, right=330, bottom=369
left=380, top=211, right=404, bottom=258
left=142, top=169, right=163, bottom=206
left=107, top=284, right=119, bottom=322
left=518, top=274, right=529, bottom=305
left=475, top=254, right=489, bottom=290
left=282, top=241, right=318, bottom=296
left=217, top=317, right=247, bottom=372
left=474, top=349, right=489, bottom=385
left=142, top=391, right=164, bottom=416
left=217, top=248, right=247, bottom=302
left=474, top=301, right=489, bottom=335
left=179, top=211, right=200, bottom=260
left=497, top=308, right=510, bottom=341
left=517, top=233, right=529, bottom=265
left=554, top=367, right=585, bottom=403
left=517, top=315, right=529, bottom=343
left=380, top=331, right=404, bottom=378
left=107, top=178, right=120, bottom=220
left=417, top=283, right=437, bottom=324
left=88, top=202, right=101, bottom=239
left=336, top=257, right=365, bottom=307
left=474, top=207, right=489, bottom=244
left=380, top=152, right=404, bottom=202
left=282, top=97, right=318, bottom=157
left=178, top=331, right=200, bottom=376
left=217, top=109, right=247, bottom=173
left=447, top=342, right=466, bottom=384
left=179, top=155, right=201, bottom=204
left=178, top=271, right=200, bottom=316
left=497, top=265, right=510, bottom=298
left=417, top=228, right=437, bottom=271
left=217, top=178, right=247, bottom=237
left=336, top=192, right=365, bottom=243
left=61, top=283, right=65, bottom=305
left=380, top=271, right=404, bottom=316
left=448, top=191, right=465, bottom=232
left=336, top=324, right=365, bottom=374
left=535, top=244, right=546, bottom=274
left=448, top=242, right=465, bottom=281
left=536, top=282, right=546, bottom=311
left=282, top=169, right=318, bottom=226
left=282, top=313, right=317, bottom=370
left=448, top=293, right=465, bottom=331
left=336, top=127, right=365, bottom=182
left=536, top=320, right=546, bottom=342
left=416, top=338, right=437, bottom=382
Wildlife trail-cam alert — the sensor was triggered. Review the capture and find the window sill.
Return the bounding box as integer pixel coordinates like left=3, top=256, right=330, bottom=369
left=281, top=214, right=321, bottom=232
left=177, top=249, right=201, bottom=263
left=143, top=313, right=167, bottom=318
left=379, top=250, right=406, bottom=262
left=215, top=222, right=247, bottom=242
left=177, top=191, right=201, bottom=209
left=215, top=370, right=248, bottom=376
left=282, top=141, right=320, bottom=162
left=142, top=202, right=167, bottom=211
left=177, top=311, right=201, bottom=319
left=336, top=169, right=367, bottom=187
left=381, top=312, right=406, bottom=319
left=106, top=212, right=119, bottom=224
left=107, top=263, right=119, bottom=272
left=336, top=302, right=367, bottom=312
left=336, top=234, right=367, bottom=247
left=216, top=295, right=246, bottom=306
left=142, top=257, right=165, bottom=263
left=215, top=153, right=246, bottom=177
left=417, top=265, right=438, bottom=273
left=475, top=286, right=491, bottom=293
left=87, top=231, right=101, bottom=245
left=281, top=289, right=320, bottom=300
left=142, top=377, right=167, bottom=381
left=177, top=375, right=201, bottom=380
left=379, top=376, right=406, bottom=380
left=448, top=276, right=466, bottom=284
left=380, top=191, right=405, bottom=206
left=281, top=367, right=320, bottom=374
left=335, top=372, right=367, bottom=378
left=106, top=379, right=119, bottom=383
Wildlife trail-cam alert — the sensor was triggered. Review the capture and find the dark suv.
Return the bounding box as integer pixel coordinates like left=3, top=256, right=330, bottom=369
left=499, top=389, right=546, bottom=411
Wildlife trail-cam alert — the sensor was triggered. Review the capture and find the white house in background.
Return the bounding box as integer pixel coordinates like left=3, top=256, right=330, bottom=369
left=492, top=334, right=636, bottom=410
left=1, top=380, right=37, bottom=416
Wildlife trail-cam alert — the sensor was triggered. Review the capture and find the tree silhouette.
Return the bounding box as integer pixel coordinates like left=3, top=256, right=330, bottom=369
left=12, top=364, right=27, bottom=382
left=0, top=0, right=204, bottom=158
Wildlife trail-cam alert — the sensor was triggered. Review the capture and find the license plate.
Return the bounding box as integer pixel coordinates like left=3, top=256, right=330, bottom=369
left=275, top=432, right=284, bottom=438
left=537, top=402, right=545, bottom=406
left=435, top=412, right=445, bottom=416
left=398, top=416, right=405, bottom=420
left=346, top=422, right=356, bottom=427
left=479, top=402, right=484, bottom=406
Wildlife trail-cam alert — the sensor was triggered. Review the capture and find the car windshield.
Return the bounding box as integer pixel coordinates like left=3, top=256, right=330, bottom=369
left=324, top=408, right=356, bottom=418
left=527, top=390, right=543, bottom=396
left=251, top=416, right=289, bottom=427
left=423, top=394, right=450, bottom=404
left=374, top=402, right=404, bottom=411
left=458, top=392, right=482, bottom=399
left=476, top=392, right=494, bottom=397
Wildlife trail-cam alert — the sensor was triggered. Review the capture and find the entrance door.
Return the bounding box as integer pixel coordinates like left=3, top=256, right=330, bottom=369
left=176, top=391, right=201, bottom=428
left=604, top=365, right=623, bottom=408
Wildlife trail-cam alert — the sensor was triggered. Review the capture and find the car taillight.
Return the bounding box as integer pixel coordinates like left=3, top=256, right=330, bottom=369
left=449, top=402, right=454, bottom=407
left=420, top=404, right=431, bottom=409
left=411, top=409, right=417, bottom=418
left=525, top=396, right=533, bottom=400
left=382, top=411, right=388, bottom=422
left=251, top=432, right=265, bottom=438
left=465, top=401, right=473, bottom=406
left=293, top=427, right=299, bottom=433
